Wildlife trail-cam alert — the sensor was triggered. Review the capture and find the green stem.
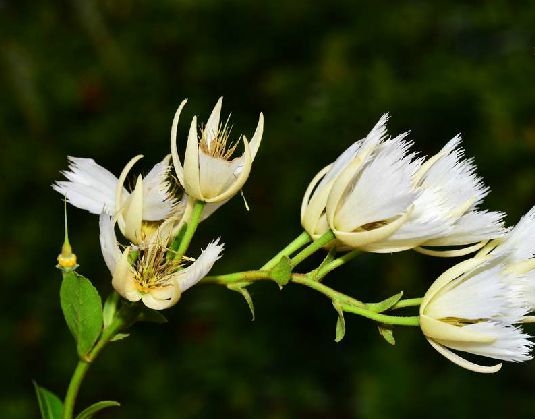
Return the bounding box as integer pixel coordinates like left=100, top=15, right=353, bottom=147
left=202, top=270, right=271, bottom=284
left=391, top=298, right=423, bottom=310
left=175, top=200, right=205, bottom=261
left=290, top=230, right=336, bottom=267
left=261, top=231, right=312, bottom=270
left=291, top=274, right=367, bottom=308
left=61, top=303, right=140, bottom=419
left=340, top=303, right=420, bottom=326
left=314, top=249, right=360, bottom=280
left=291, top=274, right=419, bottom=326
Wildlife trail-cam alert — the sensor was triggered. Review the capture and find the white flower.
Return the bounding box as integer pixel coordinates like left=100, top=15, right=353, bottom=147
left=99, top=213, right=224, bottom=310
left=301, top=115, right=505, bottom=254
left=171, top=97, right=264, bottom=205
left=481, top=206, right=535, bottom=308
left=420, top=256, right=532, bottom=373
left=53, top=155, right=181, bottom=244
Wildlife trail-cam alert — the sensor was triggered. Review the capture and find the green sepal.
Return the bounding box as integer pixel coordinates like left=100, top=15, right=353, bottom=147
left=135, top=306, right=168, bottom=324
left=167, top=223, right=188, bottom=261
left=227, top=283, right=255, bottom=320
left=102, top=292, right=120, bottom=329
left=378, top=324, right=396, bottom=345
left=60, top=272, right=103, bottom=358
left=75, top=400, right=120, bottom=419
left=366, top=291, right=404, bottom=313
left=33, top=381, right=63, bottom=419
left=269, top=256, right=292, bottom=288
left=333, top=302, right=346, bottom=342
left=110, top=333, right=130, bottom=342
left=314, top=248, right=337, bottom=277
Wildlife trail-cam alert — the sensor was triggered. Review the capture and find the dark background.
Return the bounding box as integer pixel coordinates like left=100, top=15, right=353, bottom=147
left=2, top=1, right=535, bottom=418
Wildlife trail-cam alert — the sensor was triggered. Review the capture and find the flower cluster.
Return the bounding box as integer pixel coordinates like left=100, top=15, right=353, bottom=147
left=54, top=101, right=534, bottom=373
left=54, top=98, right=263, bottom=309
left=301, top=114, right=505, bottom=254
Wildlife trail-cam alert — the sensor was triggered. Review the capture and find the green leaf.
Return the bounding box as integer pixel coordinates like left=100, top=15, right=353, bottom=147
left=33, top=382, right=63, bottom=419
left=136, top=306, right=168, bottom=324
left=378, top=324, right=396, bottom=345
left=269, top=256, right=292, bottom=288
left=366, top=291, right=404, bottom=313
left=333, top=302, right=346, bottom=342
left=102, top=292, right=120, bottom=328
left=227, top=283, right=255, bottom=320
left=60, top=272, right=103, bottom=357
left=75, top=400, right=120, bottom=419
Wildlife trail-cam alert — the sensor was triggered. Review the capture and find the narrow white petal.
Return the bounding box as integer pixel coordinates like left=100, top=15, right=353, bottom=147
left=175, top=239, right=224, bottom=292
left=170, top=99, right=188, bottom=186
left=249, top=112, right=264, bottom=161
left=427, top=338, right=502, bottom=373
left=183, top=116, right=204, bottom=200
left=123, top=175, right=144, bottom=243
left=115, top=155, right=143, bottom=233
left=204, top=97, right=223, bottom=149
left=99, top=213, right=121, bottom=274
left=142, top=155, right=176, bottom=221
left=111, top=248, right=138, bottom=301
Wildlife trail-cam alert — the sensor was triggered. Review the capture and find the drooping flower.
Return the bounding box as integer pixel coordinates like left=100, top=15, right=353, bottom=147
left=99, top=213, right=224, bottom=310
left=420, top=256, right=532, bottom=373
left=170, top=97, right=264, bottom=206
left=301, top=115, right=505, bottom=254
left=53, top=155, right=183, bottom=245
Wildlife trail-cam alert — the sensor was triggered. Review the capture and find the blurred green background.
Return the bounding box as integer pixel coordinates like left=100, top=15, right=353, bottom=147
left=2, top=1, right=535, bottom=418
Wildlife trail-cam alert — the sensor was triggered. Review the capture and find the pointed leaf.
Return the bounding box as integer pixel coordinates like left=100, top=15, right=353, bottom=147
left=75, top=400, right=120, bottom=419
left=378, top=324, right=396, bottom=345
left=60, top=272, right=103, bottom=357
left=227, top=283, right=255, bottom=320
left=269, top=256, right=292, bottom=288
left=366, top=291, right=404, bottom=313
left=333, top=302, right=346, bottom=342
left=33, top=382, right=63, bottom=419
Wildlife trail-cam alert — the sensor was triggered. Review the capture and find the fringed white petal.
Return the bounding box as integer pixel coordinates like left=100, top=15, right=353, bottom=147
left=175, top=239, right=224, bottom=292
left=142, top=155, right=176, bottom=221
left=332, top=134, right=420, bottom=232
left=53, top=157, right=125, bottom=215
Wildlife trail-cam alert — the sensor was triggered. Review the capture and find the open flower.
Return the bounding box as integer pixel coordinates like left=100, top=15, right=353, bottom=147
left=53, top=155, right=182, bottom=245
left=420, top=256, right=532, bottom=373
left=301, top=115, right=505, bottom=254
left=170, top=97, right=264, bottom=205
left=480, top=206, right=535, bottom=309
left=100, top=213, right=224, bottom=310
